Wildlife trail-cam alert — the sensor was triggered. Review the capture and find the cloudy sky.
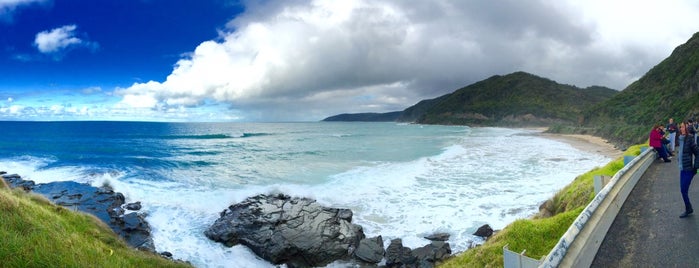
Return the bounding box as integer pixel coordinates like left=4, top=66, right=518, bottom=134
left=1, top=0, right=698, bottom=122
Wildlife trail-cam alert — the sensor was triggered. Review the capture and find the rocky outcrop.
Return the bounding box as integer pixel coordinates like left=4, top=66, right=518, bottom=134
left=1, top=173, right=155, bottom=252
left=354, top=236, right=385, bottom=264
left=473, top=224, right=494, bottom=239
left=205, top=193, right=365, bottom=267
left=205, top=193, right=454, bottom=267
left=386, top=238, right=417, bottom=266
left=384, top=238, right=451, bottom=268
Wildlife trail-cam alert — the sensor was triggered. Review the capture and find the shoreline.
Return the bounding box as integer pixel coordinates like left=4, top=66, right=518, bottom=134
left=539, top=132, right=624, bottom=159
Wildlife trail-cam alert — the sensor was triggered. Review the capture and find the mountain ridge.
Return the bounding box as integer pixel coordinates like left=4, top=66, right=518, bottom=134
left=323, top=71, right=618, bottom=127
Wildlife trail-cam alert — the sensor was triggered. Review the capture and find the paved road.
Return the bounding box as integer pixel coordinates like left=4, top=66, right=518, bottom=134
left=592, top=158, right=699, bottom=267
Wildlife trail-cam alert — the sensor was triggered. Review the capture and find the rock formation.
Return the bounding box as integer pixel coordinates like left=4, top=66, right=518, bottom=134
left=1, top=172, right=155, bottom=252
left=205, top=193, right=454, bottom=267
left=205, top=193, right=365, bottom=267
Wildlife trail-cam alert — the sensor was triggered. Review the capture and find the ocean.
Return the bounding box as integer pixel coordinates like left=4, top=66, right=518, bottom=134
left=0, top=121, right=610, bottom=267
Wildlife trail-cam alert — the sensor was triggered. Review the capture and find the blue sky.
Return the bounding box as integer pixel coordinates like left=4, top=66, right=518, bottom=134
left=2, top=0, right=699, bottom=122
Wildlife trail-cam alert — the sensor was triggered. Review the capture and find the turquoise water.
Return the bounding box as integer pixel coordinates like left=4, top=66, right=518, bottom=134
left=0, top=121, right=611, bottom=267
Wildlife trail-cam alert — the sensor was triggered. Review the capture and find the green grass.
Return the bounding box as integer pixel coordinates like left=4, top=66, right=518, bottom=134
left=0, top=184, right=190, bottom=268
left=438, top=144, right=644, bottom=267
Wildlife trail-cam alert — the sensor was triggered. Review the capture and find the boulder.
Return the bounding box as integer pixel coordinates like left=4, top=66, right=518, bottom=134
left=424, top=232, right=450, bottom=241
left=385, top=238, right=452, bottom=268
left=126, top=201, right=142, bottom=211
left=205, top=194, right=365, bottom=267
left=385, top=238, right=416, bottom=267
left=411, top=241, right=452, bottom=267
left=473, top=224, right=494, bottom=239
left=354, top=236, right=384, bottom=264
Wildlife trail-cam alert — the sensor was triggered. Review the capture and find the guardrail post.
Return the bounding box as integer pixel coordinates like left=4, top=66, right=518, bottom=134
left=623, top=155, right=635, bottom=166
left=504, top=244, right=543, bottom=268
left=594, top=175, right=611, bottom=195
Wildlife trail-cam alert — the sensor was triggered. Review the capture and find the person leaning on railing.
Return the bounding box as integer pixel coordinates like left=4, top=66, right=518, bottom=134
left=649, top=124, right=671, bottom=163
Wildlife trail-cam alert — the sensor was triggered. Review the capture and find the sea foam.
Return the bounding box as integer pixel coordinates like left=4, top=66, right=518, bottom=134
left=0, top=124, right=611, bottom=267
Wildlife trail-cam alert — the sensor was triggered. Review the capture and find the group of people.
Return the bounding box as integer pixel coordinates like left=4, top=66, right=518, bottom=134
left=649, top=118, right=699, bottom=218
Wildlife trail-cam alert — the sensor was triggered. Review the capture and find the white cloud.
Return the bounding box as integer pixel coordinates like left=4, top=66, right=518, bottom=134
left=116, top=0, right=699, bottom=121
left=34, top=24, right=82, bottom=53
left=33, top=24, right=98, bottom=59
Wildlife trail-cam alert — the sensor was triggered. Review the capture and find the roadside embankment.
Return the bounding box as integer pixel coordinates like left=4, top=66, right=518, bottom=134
left=438, top=131, right=637, bottom=267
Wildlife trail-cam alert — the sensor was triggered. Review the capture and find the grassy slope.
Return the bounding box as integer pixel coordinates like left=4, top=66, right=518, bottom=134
left=0, top=180, right=190, bottom=268
left=439, top=144, right=643, bottom=267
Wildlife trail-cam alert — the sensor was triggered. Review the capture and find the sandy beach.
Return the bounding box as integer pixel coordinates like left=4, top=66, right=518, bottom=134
left=540, top=132, right=624, bottom=159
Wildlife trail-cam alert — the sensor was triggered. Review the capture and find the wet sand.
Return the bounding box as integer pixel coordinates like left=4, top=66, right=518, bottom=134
left=539, top=131, right=624, bottom=159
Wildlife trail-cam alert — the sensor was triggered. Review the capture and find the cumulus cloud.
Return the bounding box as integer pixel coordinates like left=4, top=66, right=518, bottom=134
left=34, top=24, right=98, bottom=58
left=117, top=0, right=699, bottom=121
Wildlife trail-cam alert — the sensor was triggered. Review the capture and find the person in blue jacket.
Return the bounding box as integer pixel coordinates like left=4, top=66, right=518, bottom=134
left=678, top=121, right=699, bottom=218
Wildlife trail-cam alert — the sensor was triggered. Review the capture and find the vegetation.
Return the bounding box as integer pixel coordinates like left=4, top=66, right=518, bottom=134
left=407, top=72, right=617, bottom=126
left=438, top=144, right=644, bottom=267
left=322, top=111, right=402, bottom=122
left=323, top=72, right=617, bottom=126
left=573, top=32, right=699, bottom=148
left=0, top=184, right=190, bottom=268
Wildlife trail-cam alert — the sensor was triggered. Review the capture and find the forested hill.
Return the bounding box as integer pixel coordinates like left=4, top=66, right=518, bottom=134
left=323, top=72, right=617, bottom=126
left=322, top=112, right=402, bottom=122
left=398, top=72, right=617, bottom=126
left=576, top=31, right=699, bottom=148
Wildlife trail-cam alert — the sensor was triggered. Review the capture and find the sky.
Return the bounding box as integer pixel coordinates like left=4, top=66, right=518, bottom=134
left=1, top=0, right=698, bottom=122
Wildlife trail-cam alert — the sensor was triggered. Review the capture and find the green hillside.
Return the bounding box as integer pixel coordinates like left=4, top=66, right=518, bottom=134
left=576, top=32, right=699, bottom=148
left=0, top=181, right=189, bottom=268
left=322, top=111, right=402, bottom=122
left=399, top=72, right=617, bottom=126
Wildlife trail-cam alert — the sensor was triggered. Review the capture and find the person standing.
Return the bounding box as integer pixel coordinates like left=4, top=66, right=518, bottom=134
left=667, top=118, right=678, bottom=154
left=649, top=124, right=671, bottom=162
left=678, top=122, right=699, bottom=218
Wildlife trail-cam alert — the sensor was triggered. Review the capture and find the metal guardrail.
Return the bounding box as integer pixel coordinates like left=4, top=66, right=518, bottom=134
left=504, top=244, right=544, bottom=268
left=535, top=148, right=654, bottom=267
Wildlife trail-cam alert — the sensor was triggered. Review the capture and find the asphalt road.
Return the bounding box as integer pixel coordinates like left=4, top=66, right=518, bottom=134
left=592, top=157, right=699, bottom=267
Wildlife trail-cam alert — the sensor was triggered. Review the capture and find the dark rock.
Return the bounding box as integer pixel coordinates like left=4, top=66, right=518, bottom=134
left=126, top=201, right=142, bottom=211
left=385, top=238, right=416, bottom=267
left=473, top=224, right=494, bottom=239
left=354, top=236, right=384, bottom=264
left=2, top=173, right=35, bottom=191
left=411, top=241, right=452, bottom=267
left=160, top=251, right=173, bottom=259
left=205, top=193, right=365, bottom=267
left=2, top=174, right=155, bottom=252
left=116, top=212, right=153, bottom=251
left=424, top=232, right=450, bottom=241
